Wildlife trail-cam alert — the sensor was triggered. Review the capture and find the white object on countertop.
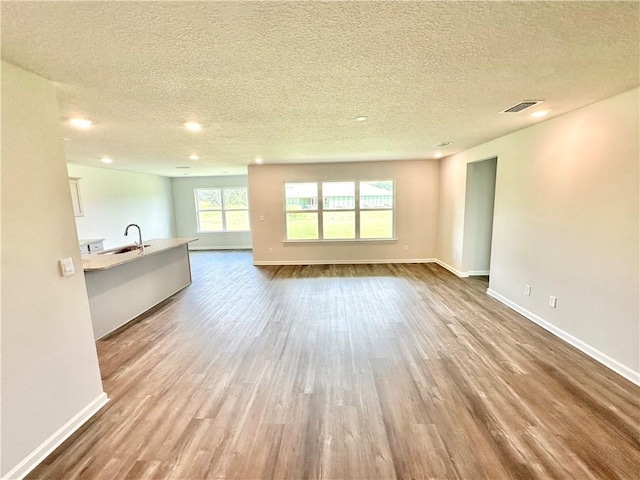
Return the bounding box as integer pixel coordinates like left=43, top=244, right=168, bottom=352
left=79, top=239, right=105, bottom=254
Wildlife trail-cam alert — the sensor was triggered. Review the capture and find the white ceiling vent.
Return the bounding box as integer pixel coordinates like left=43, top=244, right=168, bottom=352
left=500, top=101, right=543, bottom=114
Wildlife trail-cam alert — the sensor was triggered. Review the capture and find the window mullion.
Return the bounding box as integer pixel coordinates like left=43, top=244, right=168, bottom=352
left=317, top=182, right=323, bottom=240
left=220, top=188, right=227, bottom=231
left=355, top=181, right=361, bottom=239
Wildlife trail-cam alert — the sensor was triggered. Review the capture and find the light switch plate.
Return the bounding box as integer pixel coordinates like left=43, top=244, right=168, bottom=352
left=60, top=257, right=75, bottom=277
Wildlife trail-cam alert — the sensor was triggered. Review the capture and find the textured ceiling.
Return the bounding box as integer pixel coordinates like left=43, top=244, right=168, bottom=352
left=2, top=1, right=639, bottom=177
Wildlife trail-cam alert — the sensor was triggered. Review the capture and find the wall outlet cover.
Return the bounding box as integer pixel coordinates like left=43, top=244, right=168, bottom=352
left=60, top=257, right=75, bottom=277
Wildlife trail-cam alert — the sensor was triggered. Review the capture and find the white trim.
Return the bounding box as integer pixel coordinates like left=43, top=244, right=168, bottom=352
left=253, top=258, right=437, bottom=266
left=283, top=238, right=397, bottom=244
left=189, top=246, right=252, bottom=251
left=468, top=270, right=490, bottom=276
left=486, top=289, right=640, bottom=386
left=2, top=392, right=109, bottom=480
left=433, top=259, right=469, bottom=278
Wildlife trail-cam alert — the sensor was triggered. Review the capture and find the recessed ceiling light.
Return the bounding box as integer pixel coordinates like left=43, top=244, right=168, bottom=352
left=184, top=121, right=202, bottom=131
left=70, top=118, right=92, bottom=129
left=355, top=116, right=368, bottom=122
left=433, top=142, right=452, bottom=148
left=62, top=137, right=71, bottom=141
left=100, top=157, right=113, bottom=164
left=189, top=154, right=200, bottom=161
left=255, top=157, right=264, bottom=164
left=530, top=110, right=550, bottom=118
left=176, top=166, right=191, bottom=169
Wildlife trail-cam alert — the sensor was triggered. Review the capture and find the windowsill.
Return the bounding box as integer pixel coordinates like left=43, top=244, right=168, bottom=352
left=196, top=230, right=251, bottom=234
left=283, top=238, right=397, bottom=244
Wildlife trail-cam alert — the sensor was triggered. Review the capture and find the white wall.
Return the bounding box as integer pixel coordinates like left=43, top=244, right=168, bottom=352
left=171, top=175, right=252, bottom=249
left=1, top=62, right=106, bottom=478
left=248, top=160, right=439, bottom=264
left=66, top=164, right=175, bottom=249
left=462, top=158, right=497, bottom=274
left=438, top=88, right=639, bottom=382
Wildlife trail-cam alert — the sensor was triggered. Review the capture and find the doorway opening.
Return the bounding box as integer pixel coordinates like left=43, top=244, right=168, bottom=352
left=462, top=157, right=497, bottom=277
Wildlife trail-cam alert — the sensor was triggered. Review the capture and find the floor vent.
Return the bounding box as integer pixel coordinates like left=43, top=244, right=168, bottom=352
left=500, top=100, right=543, bottom=114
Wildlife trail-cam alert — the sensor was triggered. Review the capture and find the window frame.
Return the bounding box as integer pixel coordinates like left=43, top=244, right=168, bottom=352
left=321, top=181, right=355, bottom=240
left=194, top=187, right=250, bottom=233
left=358, top=179, right=395, bottom=239
left=284, top=182, right=320, bottom=241
left=283, top=179, right=395, bottom=242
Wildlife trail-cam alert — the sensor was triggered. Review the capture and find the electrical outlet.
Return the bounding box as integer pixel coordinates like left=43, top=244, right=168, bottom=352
left=260, top=215, right=265, bottom=222
left=403, top=245, right=409, bottom=251
left=453, top=253, right=458, bottom=260
left=268, top=247, right=274, bottom=254
left=549, top=296, right=557, bottom=308
left=525, top=285, right=531, bottom=296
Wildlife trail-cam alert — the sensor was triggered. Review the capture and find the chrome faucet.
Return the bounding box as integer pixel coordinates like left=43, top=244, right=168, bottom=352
left=124, top=224, right=144, bottom=252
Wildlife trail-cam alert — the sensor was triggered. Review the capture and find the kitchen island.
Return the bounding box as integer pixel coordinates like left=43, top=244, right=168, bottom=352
left=82, top=238, right=197, bottom=339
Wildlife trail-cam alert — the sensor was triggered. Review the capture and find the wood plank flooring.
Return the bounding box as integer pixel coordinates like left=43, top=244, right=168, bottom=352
left=28, top=251, right=640, bottom=479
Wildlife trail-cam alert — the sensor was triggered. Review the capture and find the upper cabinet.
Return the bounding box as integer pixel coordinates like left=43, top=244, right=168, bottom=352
left=69, top=177, right=84, bottom=217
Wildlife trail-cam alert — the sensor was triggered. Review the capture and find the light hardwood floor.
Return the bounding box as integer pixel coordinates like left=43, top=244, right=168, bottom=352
left=29, top=251, right=639, bottom=479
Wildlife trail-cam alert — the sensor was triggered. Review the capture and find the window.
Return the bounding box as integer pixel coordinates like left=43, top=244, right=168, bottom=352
left=360, top=180, right=394, bottom=239
left=322, top=182, right=355, bottom=239
left=284, top=182, right=318, bottom=240
left=284, top=180, right=394, bottom=240
left=195, top=187, right=250, bottom=232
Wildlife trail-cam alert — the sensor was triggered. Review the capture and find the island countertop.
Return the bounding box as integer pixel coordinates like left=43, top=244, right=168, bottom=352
left=82, top=238, right=198, bottom=271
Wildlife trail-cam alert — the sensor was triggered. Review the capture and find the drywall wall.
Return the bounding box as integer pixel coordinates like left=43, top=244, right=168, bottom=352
left=248, top=160, right=439, bottom=264
left=171, top=175, right=252, bottom=249
left=438, top=87, right=639, bottom=382
left=461, top=158, right=497, bottom=274
left=1, top=62, right=106, bottom=478
left=66, top=164, right=175, bottom=249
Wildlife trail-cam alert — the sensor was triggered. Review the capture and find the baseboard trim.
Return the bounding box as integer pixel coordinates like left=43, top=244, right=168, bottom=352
left=486, top=289, right=640, bottom=386
left=433, top=259, right=469, bottom=278
left=468, top=270, right=490, bottom=276
left=253, top=258, right=437, bottom=266
left=2, top=392, right=109, bottom=480
left=189, top=246, right=252, bottom=251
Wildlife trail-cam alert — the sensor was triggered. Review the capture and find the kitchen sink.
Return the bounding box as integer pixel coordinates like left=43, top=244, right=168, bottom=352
left=98, top=244, right=151, bottom=255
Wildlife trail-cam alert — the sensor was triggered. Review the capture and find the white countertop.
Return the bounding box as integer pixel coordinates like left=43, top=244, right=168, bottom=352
left=82, top=238, right=198, bottom=271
